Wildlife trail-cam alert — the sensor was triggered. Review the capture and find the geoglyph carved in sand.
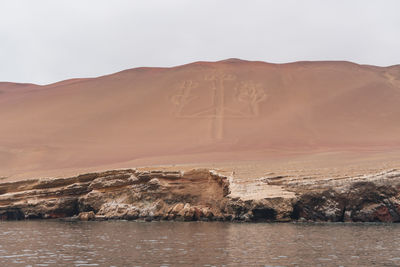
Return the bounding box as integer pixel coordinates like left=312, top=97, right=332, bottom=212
left=384, top=71, right=400, bottom=91
left=171, top=72, right=267, bottom=140
left=235, top=80, right=267, bottom=116
left=170, top=80, right=199, bottom=116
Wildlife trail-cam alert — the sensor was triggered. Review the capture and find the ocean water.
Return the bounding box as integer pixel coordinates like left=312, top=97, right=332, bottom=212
left=0, top=221, right=399, bottom=266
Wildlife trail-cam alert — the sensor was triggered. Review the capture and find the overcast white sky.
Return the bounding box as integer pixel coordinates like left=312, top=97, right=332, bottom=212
left=1, top=0, right=399, bottom=84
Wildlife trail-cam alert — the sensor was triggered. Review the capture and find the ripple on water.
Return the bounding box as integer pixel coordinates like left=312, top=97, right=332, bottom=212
left=0, top=221, right=399, bottom=266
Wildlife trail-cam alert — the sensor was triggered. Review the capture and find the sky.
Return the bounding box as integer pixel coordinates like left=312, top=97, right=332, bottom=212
left=1, top=0, right=399, bottom=85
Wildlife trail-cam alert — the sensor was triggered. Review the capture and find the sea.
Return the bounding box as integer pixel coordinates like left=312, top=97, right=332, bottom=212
left=0, top=221, right=399, bottom=266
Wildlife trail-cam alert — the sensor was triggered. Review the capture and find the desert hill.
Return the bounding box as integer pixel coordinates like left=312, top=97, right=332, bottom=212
left=1, top=59, right=400, bottom=180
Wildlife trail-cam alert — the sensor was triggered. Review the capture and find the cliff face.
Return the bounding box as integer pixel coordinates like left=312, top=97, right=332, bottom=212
left=0, top=169, right=230, bottom=221
left=1, top=168, right=400, bottom=222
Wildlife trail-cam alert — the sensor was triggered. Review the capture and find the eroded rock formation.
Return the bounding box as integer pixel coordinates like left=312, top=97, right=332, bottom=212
left=1, top=168, right=400, bottom=222
left=0, top=169, right=229, bottom=221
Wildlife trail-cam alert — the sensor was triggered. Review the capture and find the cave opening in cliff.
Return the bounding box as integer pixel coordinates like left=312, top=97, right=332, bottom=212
left=1, top=209, right=25, bottom=220
left=252, top=208, right=277, bottom=221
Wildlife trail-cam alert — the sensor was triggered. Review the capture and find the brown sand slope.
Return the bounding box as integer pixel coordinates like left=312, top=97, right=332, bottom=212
left=1, top=59, right=400, bottom=180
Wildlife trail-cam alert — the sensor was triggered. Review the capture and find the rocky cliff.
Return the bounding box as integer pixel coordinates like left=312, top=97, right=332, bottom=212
left=1, top=168, right=400, bottom=222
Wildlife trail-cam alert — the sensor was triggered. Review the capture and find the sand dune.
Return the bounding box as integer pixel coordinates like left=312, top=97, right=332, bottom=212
left=1, top=59, right=400, bottom=179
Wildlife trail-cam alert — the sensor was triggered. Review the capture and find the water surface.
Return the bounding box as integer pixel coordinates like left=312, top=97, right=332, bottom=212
left=1, top=221, right=399, bottom=266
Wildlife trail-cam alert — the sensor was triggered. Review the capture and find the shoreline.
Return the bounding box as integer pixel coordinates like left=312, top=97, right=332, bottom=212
left=1, top=167, right=400, bottom=223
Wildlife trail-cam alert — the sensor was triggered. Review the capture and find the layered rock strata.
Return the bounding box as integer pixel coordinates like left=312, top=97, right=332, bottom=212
left=1, top=168, right=400, bottom=222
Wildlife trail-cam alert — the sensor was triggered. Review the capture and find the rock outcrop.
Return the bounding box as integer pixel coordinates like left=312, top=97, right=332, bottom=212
left=1, top=168, right=400, bottom=222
